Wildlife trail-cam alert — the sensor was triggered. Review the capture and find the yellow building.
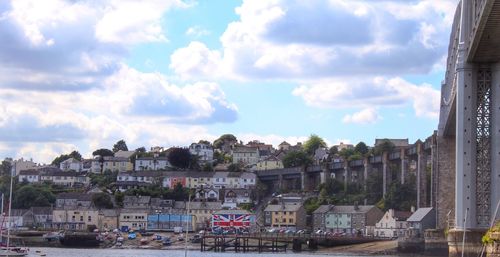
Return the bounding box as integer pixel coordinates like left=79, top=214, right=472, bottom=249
left=52, top=208, right=99, bottom=231
left=98, top=210, right=120, bottom=230
left=119, top=209, right=148, bottom=231
left=264, top=203, right=306, bottom=230
left=255, top=156, right=283, bottom=170
left=186, top=201, right=222, bottom=230
left=103, top=157, right=133, bottom=172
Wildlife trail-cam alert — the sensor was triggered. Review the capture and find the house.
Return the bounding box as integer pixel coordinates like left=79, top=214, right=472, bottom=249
left=162, top=171, right=188, bottom=188
left=194, top=187, right=219, bottom=202
left=374, top=209, right=413, bottom=238
left=231, top=146, right=260, bottom=165
left=255, top=155, right=284, bottom=171
left=150, top=198, right=176, bottom=212
left=8, top=158, right=37, bottom=176
left=187, top=172, right=214, bottom=189
left=212, top=172, right=229, bottom=189
left=98, top=209, right=120, bottom=230
left=52, top=208, right=99, bottom=231
left=313, top=205, right=384, bottom=236
left=186, top=201, right=222, bottom=230
left=31, top=207, right=53, bottom=229
left=313, top=147, right=329, bottom=164
left=18, top=169, right=41, bottom=183
left=40, top=169, right=90, bottom=187
left=2, top=209, right=33, bottom=229
left=135, top=156, right=170, bottom=171
left=312, top=205, right=334, bottom=231
left=335, top=142, right=354, bottom=151
left=221, top=188, right=252, bottom=208
left=264, top=202, right=306, bottom=230
left=278, top=141, right=291, bottom=151
left=406, top=207, right=436, bottom=236
left=123, top=196, right=151, bottom=209
left=189, top=143, right=214, bottom=163
left=238, top=172, right=256, bottom=188
left=212, top=209, right=255, bottom=230
left=246, top=140, right=274, bottom=154
left=116, top=171, right=159, bottom=191
left=55, top=193, right=93, bottom=209
left=81, top=159, right=93, bottom=173
left=119, top=209, right=148, bottom=231
left=59, top=158, right=83, bottom=172
left=103, top=156, right=133, bottom=172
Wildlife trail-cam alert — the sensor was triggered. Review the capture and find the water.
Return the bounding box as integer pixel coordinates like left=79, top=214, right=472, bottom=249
left=27, top=248, right=416, bottom=257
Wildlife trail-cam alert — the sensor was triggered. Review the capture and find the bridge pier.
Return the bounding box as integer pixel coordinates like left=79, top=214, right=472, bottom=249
left=417, top=142, right=427, bottom=208
left=401, top=149, right=407, bottom=184
left=382, top=152, right=388, bottom=197
left=491, top=63, right=500, bottom=221
left=363, top=158, right=371, bottom=191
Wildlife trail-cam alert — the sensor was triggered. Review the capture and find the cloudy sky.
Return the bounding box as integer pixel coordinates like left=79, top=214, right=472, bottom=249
left=0, top=0, right=458, bottom=163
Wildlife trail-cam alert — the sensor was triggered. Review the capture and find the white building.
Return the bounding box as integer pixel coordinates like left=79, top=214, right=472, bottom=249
left=374, top=209, right=412, bottom=238
left=239, top=172, right=256, bottom=188
left=189, top=143, right=214, bottom=163
left=59, top=158, right=83, bottom=172
left=9, top=158, right=37, bottom=176
left=231, top=146, right=259, bottom=165
left=135, top=157, right=170, bottom=171
left=18, top=169, right=40, bottom=183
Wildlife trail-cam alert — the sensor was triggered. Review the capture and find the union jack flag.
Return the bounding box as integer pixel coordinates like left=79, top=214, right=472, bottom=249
left=212, top=214, right=251, bottom=228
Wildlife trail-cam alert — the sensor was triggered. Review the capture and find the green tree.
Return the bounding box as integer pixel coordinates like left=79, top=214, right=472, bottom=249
left=227, top=163, right=244, bottom=172
left=338, top=148, right=355, bottom=160
left=365, top=171, right=383, bottom=204
left=373, top=139, right=395, bottom=155
left=12, top=185, right=55, bottom=209
left=198, top=140, right=212, bottom=146
left=282, top=150, right=313, bottom=168
left=167, top=148, right=191, bottom=169
left=113, top=139, right=129, bottom=152
left=213, top=134, right=237, bottom=151
left=303, top=134, right=327, bottom=155
left=383, top=178, right=416, bottom=211
left=51, top=150, right=82, bottom=166
left=114, top=191, right=124, bottom=207
left=202, top=163, right=214, bottom=172
left=92, top=148, right=114, bottom=157
left=354, top=142, right=369, bottom=155
left=92, top=193, right=114, bottom=209
left=0, top=160, right=12, bottom=176
left=135, top=147, right=146, bottom=153
left=329, top=146, right=339, bottom=155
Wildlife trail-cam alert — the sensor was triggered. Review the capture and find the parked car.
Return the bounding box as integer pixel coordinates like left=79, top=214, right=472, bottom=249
left=315, top=230, right=324, bottom=235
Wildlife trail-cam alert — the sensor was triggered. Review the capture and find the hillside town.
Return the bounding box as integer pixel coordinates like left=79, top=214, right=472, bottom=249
left=0, top=134, right=439, bottom=248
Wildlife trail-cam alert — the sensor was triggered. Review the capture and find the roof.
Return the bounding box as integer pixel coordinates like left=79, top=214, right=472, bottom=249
left=214, top=209, right=251, bottom=215
left=10, top=209, right=30, bottom=217
left=124, top=195, right=151, bottom=205
left=239, top=172, right=256, bottom=179
left=43, top=170, right=80, bottom=177
left=56, top=192, right=92, bottom=201
left=31, top=207, right=52, bottom=215
left=313, top=205, right=334, bottom=214
left=232, top=146, right=259, bottom=153
left=104, top=156, right=129, bottom=162
left=99, top=209, right=120, bottom=217
left=407, top=207, right=434, bottom=222
left=393, top=210, right=413, bottom=221
left=119, top=208, right=150, bottom=214
left=118, top=171, right=159, bottom=177
left=114, top=150, right=135, bottom=158
left=265, top=204, right=302, bottom=212
left=61, top=158, right=81, bottom=164
left=19, top=169, right=40, bottom=176
left=331, top=205, right=378, bottom=214
left=187, top=201, right=222, bottom=210
left=135, top=156, right=169, bottom=161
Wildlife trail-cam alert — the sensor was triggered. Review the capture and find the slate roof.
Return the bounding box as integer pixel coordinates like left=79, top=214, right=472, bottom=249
left=215, top=209, right=251, bottom=215
left=187, top=201, right=222, bottom=210
left=19, top=169, right=40, bottom=176
left=31, top=207, right=52, bottom=215
left=331, top=205, right=378, bottom=214
left=313, top=205, right=334, bottom=214
left=56, top=192, right=92, bottom=201
left=265, top=204, right=302, bottom=212
left=407, top=207, right=433, bottom=222
left=123, top=195, right=151, bottom=205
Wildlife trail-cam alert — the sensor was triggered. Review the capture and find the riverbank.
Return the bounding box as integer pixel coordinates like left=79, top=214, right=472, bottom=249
left=316, top=240, right=398, bottom=255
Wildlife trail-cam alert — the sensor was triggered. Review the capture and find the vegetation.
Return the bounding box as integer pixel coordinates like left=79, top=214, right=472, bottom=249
left=92, top=148, right=114, bottom=157
left=92, top=192, right=114, bottom=209
left=372, top=139, right=395, bottom=155
left=167, top=147, right=192, bottom=169
left=113, top=139, right=129, bottom=152
left=303, top=134, right=327, bottom=155
left=282, top=150, right=313, bottom=168
left=12, top=185, right=56, bottom=209
left=90, top=170, right=118, bottom=189
left=51, top=150, right=82, bottom=166
left=0, top=160, right=12, bottom=176
left=124, top=182, right=190, bottom=201
left=213, top=134, right=237, bottom=151
left=482, top=221, right=500, bottom=244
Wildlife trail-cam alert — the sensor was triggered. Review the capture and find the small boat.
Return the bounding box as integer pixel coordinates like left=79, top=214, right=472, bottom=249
left=162, top=237, right=171, bottom=246
left=43, top=231, right=62, bottom=241
left=116, top=237, right=124, bottom=243
left=140, top=238, right=149, bottom=245
left=0, top=247, right=29, bottom=256
left=127, top=233, right=136, bottom=240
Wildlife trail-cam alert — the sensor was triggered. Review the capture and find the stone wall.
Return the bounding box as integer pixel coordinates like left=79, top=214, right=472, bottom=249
left=436, top=135, right=455, bottom=229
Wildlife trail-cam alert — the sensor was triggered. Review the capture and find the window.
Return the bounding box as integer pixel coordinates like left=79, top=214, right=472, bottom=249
left=289, top=218, right=293, bottom=223
left=88, top=216, right=92, bottom=222
left=80, top=216, right=83, bottom=222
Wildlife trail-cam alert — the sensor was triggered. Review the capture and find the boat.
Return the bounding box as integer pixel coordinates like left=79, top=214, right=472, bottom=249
left=59, top=231, right=101, bottom=247
left=42, top=231, right=62, bottom=242
left=0, top=172, right=28, bottom=256
left=140, top=238, right=149, bottom=245
left=162, top=237, right=171, bottom=246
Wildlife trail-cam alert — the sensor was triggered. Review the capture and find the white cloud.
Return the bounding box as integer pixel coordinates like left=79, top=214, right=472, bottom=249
left=185, top=26, right=210, bottom=37
left=170, top=0, right=457, bottom=80
left=237, top=133, right=309, bottom=148
left=342, top=108, right=381, bottom=125
left=292, top=77, right=440, bottom=119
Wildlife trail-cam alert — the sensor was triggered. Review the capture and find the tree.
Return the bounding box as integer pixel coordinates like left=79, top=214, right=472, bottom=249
left=329, top=146, right=339, bottom=155
left=92, top=193, right=114, bottom=209
left=51, top=150, right=82, bottom=166
left=171, top=183, right=189, bottom=201
left=373, top=139, right=395, bottom=155
left=365, top=171, right=383, bottom=204
left=0, top=160, right=12, bottom=176
left=113, top=139, right=128, bottom=152
left=135, top=147, right=146, bottom=153
left=228, top=163, right=244, bottom=172
left=282, top=150, right=313, bottom=168
left=168, top=148, right=191, bottom=169
left=92, top=148, right=114, bottom=157
left=303, top=134, right=327, bottom=155
left=12, top=185, right=55, bottom=209
left=338, top=148, right=355, bottom=160
left=198, top=140, right=212, bottom=146
left=354, top=142, right=369, bottom=155
left=114, top=191, right=125, bottom=208
left=213, top=134, right=237, bottom=151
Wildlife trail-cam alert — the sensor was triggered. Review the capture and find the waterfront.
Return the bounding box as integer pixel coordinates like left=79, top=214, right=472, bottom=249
left=26, top=248, right=427, bottom=257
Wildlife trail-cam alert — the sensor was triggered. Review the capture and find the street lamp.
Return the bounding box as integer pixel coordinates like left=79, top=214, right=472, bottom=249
left=155, top=210, right=162, bottom=230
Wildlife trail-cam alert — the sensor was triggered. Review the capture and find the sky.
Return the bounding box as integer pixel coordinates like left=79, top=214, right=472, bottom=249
left=0, top=0, right=459, bottom=163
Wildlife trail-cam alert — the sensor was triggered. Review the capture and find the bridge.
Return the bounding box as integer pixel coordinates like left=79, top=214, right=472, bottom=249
left=436, top=0, right=500, bottom=256
left=256, top=135, right=436, bottom=209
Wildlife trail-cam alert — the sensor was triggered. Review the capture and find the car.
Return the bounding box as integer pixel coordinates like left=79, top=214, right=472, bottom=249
left=315, top=230, right=324, bottom=235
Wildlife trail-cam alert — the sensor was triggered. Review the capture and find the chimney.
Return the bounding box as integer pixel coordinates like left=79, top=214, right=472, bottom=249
left=354, top=201, right=359, bottom=211
left=411, top=206, right=415, bottom=213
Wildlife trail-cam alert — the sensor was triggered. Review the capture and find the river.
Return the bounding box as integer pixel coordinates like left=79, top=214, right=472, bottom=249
left=27, top=248, right=427, bottom=257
